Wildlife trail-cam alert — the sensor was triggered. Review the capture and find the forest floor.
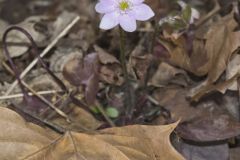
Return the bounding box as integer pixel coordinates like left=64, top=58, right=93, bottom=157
left=0, top=0, right=240, bottom=159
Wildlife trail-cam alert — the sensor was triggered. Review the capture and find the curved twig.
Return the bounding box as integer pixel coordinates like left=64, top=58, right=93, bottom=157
left=3, top=26, right=68, bottom=92
left=2, top=26, right=70, bottom=121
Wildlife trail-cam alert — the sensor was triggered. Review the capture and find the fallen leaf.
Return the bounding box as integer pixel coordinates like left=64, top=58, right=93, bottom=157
left=221, top=91, right=240, bottom=120
left=230, top=147, right=240, bottom=160
left=94, top=45, right=119, bottom=64
left=50, top=48, right=83, bottom=73
left=158, top=12, right=240, bottom=101
left=0, top=105, right=184, bottom=159
left=153, top=87, right=210, bottom=123
left=190, top=73, right=240, bottom=102
left=0, top=107, right=57, bottom=159
left=158, top=12, right=240, bottom=80
left=63, top=53, right=99, bottom=105
left=0, top=0, right=30, bottom=24
left=49, top=103, right=102, bottom=132
left=94, top=45, right=124, bottom=85
left=50, top=11, right=77, bottom=40
left=148, top=62, right=188, bottom=87
left=98, top=122, right=184, bottom=160
left=99, top=65, right=124, bottom=86
left=177, top=114, right=240, bottom=142
left=25, top=122, right=184, bottom=160
left=226, top=53, right=240, bottom=91
left=1, top=16, right=47, bottom=58
left=128, top=37, right=153, bottom=83
left=204, top=13, right=240, bottom=84
left=175, top=140, right=229, bottom=160
left=29, top=73, right=62, bottom=91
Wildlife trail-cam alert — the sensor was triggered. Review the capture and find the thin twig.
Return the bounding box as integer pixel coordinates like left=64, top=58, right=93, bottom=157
left=194, top=0, right=221, bottom=28
left=147, top=95, right=160, bottom=105
left=22, top=81, right=70, bottom=122
left=3, top=62, right=70, bottom=122
left=96, top=103, right=116, bottom=127
left=10, top=103, right=66, bottom=134
left=0, top=90, right=62, bottom=100
left=4, top=16, right=80, bottom=96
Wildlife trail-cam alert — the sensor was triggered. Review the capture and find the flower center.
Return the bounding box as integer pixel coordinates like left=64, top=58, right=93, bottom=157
left=119, top=1, right=130, bottom=11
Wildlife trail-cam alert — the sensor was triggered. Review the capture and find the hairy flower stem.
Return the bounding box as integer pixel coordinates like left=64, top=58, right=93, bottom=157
left=119, top=28, right=135, bottom=124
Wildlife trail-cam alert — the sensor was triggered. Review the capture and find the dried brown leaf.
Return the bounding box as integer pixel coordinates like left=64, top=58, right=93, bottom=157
left=63, top=53, right=99, bottom=105
left=158, top=13, right=240, bottom=80
left=149, top=62, right=188, bottom=87
left=175, top=140, right=229, bottom=160
left=158, top=13, right=240, bottom=101
left=191, top=73, right=240, bottom=102
left=94, top=45, right=119, bottom=64
left=99, top=65, right=124, bottom=86
left=177, top=114, right=240, bottom=142
left=0, top=107, right=57, bottom=159
left=226, top=53, right=240, bottom=91
left=153, top=87, right=211, bottom=123
left=129, top=53, right=153, bottom=83
left=0, top=107, right=184, bottom=160
left=25, top=123, right=184, bottom=160
left=49, top=103, right=102, bottom=132
left=0, top=16, right=47, bottom=58
left=204, top=14, right=240, bottom=83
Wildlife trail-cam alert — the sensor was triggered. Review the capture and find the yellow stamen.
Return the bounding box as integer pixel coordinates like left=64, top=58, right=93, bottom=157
left=119, top=1, right=130, bottom=11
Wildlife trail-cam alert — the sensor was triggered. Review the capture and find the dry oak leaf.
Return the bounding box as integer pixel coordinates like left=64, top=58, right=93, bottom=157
left=24, top=124, right=184, bottom=160
left=0, top=106, right=184, bottom=159
left=0, top=107, right=58, bottom=159
left=49, top=103, right=102, bottom=132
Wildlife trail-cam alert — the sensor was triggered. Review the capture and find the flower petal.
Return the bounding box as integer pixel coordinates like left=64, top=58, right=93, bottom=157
left=131, top=0, right=144, bottom=5
left=119, top=14, right=137, bottom=32
left=190, top=8, right=200, bottom=23
left=177, top=0, right=187, bottom=9
left=131, top=4, right=155, bottom=21
left=100, top=12, right=119, bottom=30
left=95, top=0, right=115, bottom=13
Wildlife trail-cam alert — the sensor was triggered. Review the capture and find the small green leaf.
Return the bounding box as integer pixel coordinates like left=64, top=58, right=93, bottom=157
left=182, top=5, right=192, bottom=23
left=91, top=106, right=100, bottom=114
left=106, top=107, right=119, bottom=118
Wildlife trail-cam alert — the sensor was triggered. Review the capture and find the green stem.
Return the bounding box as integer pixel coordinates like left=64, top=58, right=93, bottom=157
left=96, top=105, right=116, bottom=127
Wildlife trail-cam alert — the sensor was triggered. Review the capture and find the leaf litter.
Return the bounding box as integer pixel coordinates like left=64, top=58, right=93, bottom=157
left=0, top=0, right=240, bottom=159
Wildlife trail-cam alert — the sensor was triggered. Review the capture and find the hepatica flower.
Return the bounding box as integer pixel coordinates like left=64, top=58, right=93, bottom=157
left=95, top=0, right=155, bottom=32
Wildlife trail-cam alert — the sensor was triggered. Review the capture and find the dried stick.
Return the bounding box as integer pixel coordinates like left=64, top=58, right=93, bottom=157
left=96, top=104, right=116, bottom=127
left=194, top=0, right=221, bottom=28
left=3, top=62, right=70, bottom=121
left=4, top=16, right=80, bottom=96
left=0, top=90, right=62, bottom=100
left=21, top=81, right=70, bottom=122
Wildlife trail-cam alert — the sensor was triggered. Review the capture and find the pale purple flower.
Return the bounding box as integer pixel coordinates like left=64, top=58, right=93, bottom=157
left=95, top=0, right=155, bottom=32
